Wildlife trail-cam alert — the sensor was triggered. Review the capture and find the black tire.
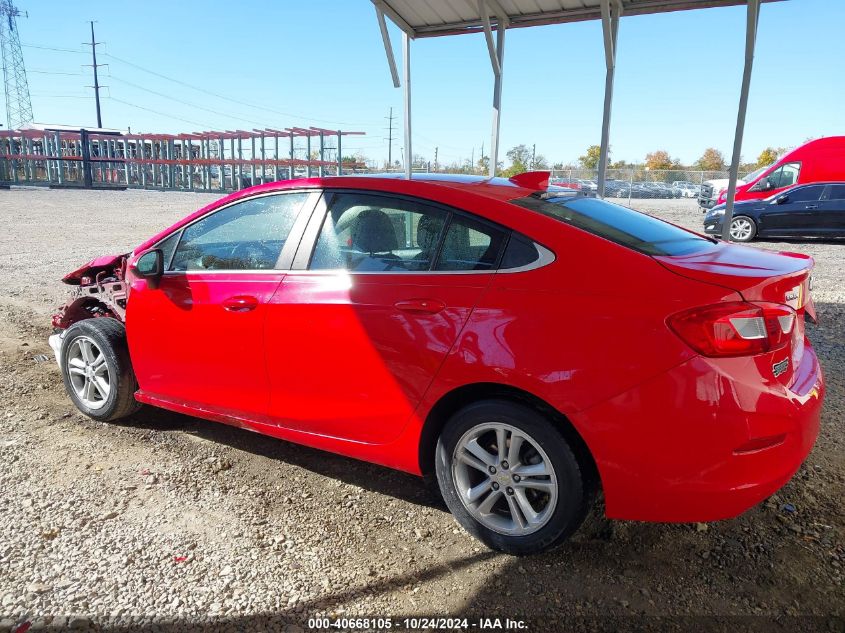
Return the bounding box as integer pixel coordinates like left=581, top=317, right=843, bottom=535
left=729, top=215, right=758, bottom=242
left=435, top=400, right=590, bottom=555
left=60, top=318, right=141, bottom=422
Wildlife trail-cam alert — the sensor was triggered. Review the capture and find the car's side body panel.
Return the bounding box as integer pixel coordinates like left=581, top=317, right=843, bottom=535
left=56, top=173, right=822, bottom=524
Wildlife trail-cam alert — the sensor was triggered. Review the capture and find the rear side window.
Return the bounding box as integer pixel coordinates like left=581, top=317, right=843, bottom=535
left=512, top=194, right=717, bottom=256
left=825, top=185, right=845, bottom=201
left=310, top=192, right=448, bottom=272
left=434, top=215, right=506, bottom=271
left=500, top=234, right=540, bottom=269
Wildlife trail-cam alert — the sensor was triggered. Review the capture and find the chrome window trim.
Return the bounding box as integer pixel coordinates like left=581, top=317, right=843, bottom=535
left=281, top=242, right=554, bottom=276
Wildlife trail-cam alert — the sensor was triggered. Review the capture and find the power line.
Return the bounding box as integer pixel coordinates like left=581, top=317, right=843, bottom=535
left=102, top=51, right=372, bottom=129
left=29, top=68, right=84, bottom=76
left=106, top=96, right=216, bottom=130
left=22, top=42, right=85, bottom=54
left=108, top=74, right=272, bottom=128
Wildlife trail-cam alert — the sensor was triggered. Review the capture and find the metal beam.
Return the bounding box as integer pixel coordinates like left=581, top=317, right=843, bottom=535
left=489, top=20, right=505, bottom=178
left=597, top=0, right=621, bottom=198
left=403, top=30, right=412, bottom=179
left=722, top=0, right=761, bottom=241
left=479, top=0, right=501, bottom=77
left=375, top=4, right=401, bottom=88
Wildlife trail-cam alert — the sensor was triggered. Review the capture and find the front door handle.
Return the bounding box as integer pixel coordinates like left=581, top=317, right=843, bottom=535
left=805, top=205, right=819, bottom=210
left=394, top=298, right=445, bottom=315
left=223, top=295, right=259, bottom=312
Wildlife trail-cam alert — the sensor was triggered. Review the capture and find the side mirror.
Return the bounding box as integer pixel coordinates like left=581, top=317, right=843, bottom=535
left=132, top=249, right=164, bottom=289
left=775, top=194, right=789, bottom=205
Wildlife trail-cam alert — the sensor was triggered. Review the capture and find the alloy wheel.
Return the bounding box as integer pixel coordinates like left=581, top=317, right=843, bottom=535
left=452, top=422, right=558, bottom=536
left=729, top=217, right=754, bottom=241
left=66, top=336, right=111, bottom=409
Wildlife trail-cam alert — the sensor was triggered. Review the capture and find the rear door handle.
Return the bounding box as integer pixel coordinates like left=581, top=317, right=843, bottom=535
left=223, top=295, right=259, bottom=312
left=394, top=298, right=445, bottom=314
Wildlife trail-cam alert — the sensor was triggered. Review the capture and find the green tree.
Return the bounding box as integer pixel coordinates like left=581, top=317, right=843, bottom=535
left=694, top=148, right=726, bottom=171
left=502, top=144, right=532, bottom=177
left=579, top=145, right=605, bottom=169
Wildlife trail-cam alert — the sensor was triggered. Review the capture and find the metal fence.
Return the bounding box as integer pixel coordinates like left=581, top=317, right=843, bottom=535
left=548, top=168, right=730, bottom=203
left=0, top=127, right=368, bottom=192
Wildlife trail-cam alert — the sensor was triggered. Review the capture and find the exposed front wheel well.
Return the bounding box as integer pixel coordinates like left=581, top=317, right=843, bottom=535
left=418, top=383, right=600, bottom=495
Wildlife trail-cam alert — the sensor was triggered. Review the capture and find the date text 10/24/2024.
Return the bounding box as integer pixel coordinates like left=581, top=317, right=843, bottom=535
left=307, top=616, right=529, bottom=630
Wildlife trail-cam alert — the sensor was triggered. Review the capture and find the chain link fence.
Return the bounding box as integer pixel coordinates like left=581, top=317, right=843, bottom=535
left=548, top=168, right=730, bottom=203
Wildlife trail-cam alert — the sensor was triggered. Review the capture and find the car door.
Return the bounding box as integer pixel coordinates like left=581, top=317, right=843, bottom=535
left=817, top=184, right=845, bottom=234
left=263, top=190, right=508, bottom=444
left=126, top=190, right=317, bottom=417
left=759, top=184, right=826, bottom=235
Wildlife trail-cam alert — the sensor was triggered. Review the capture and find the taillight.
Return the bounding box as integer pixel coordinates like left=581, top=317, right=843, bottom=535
left=717, top=189, right=727, bottom=203
left=668, top=302, right=796, bottom=357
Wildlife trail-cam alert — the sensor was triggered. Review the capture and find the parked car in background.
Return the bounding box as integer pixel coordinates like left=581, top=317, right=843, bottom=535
left=49, top=172, right=823, bottom=555
left=699, top=137, right=845, bottom=210
left=604, top=179, right=631, bottom=198
left=673, top=181, right=701, bottom=198
left=703, top=181, right=845, bottom=241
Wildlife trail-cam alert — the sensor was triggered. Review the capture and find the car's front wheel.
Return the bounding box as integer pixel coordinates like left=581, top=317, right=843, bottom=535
left=728, top=215, right=757, bottom=242
left=435, top=400, right=590, bottom=555
left=60, top=318, right=141, bottom=422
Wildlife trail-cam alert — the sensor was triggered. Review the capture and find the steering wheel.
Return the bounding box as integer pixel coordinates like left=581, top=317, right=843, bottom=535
left=229, top=242, right=276, bottom=269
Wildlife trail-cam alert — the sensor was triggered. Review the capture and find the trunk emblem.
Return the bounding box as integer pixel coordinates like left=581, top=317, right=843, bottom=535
left=784, top=284, right=803, bottom=309
left=772, top=358, right=789, bottom=378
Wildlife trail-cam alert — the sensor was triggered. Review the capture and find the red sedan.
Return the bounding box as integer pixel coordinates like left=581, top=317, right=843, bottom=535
left=50, top=172, right=824, bottom=555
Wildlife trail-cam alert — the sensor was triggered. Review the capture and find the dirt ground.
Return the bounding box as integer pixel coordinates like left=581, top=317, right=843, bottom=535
left=0, top=188, right=842, bottom=632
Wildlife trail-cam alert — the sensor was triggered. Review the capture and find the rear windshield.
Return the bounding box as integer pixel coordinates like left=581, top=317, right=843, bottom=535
left=512, top=193, right=717, bottom=256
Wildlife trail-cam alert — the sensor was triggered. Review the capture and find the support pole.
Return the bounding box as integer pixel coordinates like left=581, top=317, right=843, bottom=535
left=489, top=20, right=505, bottom=178
left=337, top=131, right=342, bottom=176
left=319, top=132, right=325, bottom=177
left=722, top=0, right=761, bottom=241
left=597, top=0, right=621, bottom=198
left=402, top=32, right=412, bottom=178
left=289, top=134, right=295, bottom=180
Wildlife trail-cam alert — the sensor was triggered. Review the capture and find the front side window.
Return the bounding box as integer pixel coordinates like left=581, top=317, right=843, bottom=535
left=310, top=193, right=448, bottom=272
left=778, top=185, right=825, bottom=203
left=170, top=193, right=308, bottom=271
left=513, top=194, right=717, bottom=257
left=766, top=162, right=801, bottom=189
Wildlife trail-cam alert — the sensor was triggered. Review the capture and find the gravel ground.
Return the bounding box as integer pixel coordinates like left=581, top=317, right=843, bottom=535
left=0, top=188, right=842, bottom=632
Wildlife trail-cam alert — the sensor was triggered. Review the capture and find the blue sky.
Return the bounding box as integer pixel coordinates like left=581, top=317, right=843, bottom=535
left=16, top=0, right=844, bottom=167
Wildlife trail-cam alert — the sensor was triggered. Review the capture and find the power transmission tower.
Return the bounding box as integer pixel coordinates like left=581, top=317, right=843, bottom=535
left=84, top=21, right=107, bottom=128
left=0, top=0, right=33, bottom=130
left=434, top=146, right=438, bottom=172
left=384, top=107, right=395, bottom=168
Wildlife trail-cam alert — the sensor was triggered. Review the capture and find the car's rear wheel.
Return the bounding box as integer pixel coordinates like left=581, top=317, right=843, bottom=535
left=729, top=215, right=757, bottom=242
left=435, top=400, right=589, bottom=555
left=60, top=318, right=141, bottom=422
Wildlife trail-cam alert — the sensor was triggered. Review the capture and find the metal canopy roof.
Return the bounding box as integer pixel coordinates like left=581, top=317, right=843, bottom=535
left=372, top=0, right=774, bottom=241
left=375, top=0, right=778, bottom=37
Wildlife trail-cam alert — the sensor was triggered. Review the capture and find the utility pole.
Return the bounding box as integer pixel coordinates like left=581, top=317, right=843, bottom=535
left=385, top=106, right=395, bottom=169
left=532, top=144, right=536, bottom=170
left=0, top=0, right=34, bottom=130
left=84, top=21, right=106, bottom=128
left=471, top=147, right=474, bottom=173
left=434, top=147, right=438, bottom=172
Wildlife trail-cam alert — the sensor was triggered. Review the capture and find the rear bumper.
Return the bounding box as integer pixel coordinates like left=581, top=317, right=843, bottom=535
left=575, top=339, right=823, bottom=522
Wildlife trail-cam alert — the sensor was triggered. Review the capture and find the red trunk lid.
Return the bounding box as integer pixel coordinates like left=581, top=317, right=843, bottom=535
left=655, top=242, right=815, bottom=390
left=654, top=242, right=815, bottom=318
